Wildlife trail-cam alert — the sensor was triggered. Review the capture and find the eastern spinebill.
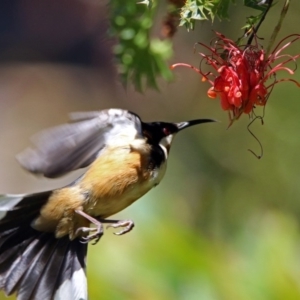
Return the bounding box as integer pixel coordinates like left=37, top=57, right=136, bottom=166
left=0, top=109, right=215, bottom=300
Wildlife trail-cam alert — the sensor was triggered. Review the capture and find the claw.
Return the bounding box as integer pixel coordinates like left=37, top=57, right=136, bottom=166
left=75, top=210, right=135, bottom=243
left=75, top=210, right=104, bottom=245
left=75, top=226, right=103, bottom=245
left=75, top=226, right=92, bottom=235
left=106, top=220, right=135, bottom=236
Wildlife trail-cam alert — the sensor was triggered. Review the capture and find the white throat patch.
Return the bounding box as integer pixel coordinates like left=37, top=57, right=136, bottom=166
left=159, top=134, right=174, bottom=158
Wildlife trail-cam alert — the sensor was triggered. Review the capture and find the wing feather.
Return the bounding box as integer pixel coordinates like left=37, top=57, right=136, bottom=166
left=16, top=109, right=142, bottom=178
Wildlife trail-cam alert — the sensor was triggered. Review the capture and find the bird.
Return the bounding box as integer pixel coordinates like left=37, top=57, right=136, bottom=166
left=0, top=108, right=215, bottom=300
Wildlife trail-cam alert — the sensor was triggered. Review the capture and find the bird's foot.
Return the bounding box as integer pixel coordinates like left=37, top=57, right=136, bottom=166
left=106, top=219, right=135, bottom=236
left=75, top=210, right=104, bottom=245
left=75, top=226, right=103, bottom=245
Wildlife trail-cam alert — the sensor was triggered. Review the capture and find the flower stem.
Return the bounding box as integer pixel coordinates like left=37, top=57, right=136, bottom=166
left=247, top=0, right=273, bottom=46
left=265, top=0, right=290, bottom=57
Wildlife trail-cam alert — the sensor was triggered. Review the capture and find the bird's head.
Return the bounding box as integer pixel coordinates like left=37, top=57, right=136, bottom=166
left=142, top=118, right=215, bottom=154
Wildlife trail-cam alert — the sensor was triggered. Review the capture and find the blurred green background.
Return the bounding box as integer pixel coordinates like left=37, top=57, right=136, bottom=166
left=1, top=1, right=300, bottom=299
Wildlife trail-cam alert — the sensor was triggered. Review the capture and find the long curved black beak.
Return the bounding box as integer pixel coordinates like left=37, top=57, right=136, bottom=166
left=176, top=119, right=216, bottom=131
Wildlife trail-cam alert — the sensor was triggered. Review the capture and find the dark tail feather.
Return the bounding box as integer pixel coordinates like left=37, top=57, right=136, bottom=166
left=0, top=192, right=51, bottom=232
left=0, top=194, right=88, bottom=300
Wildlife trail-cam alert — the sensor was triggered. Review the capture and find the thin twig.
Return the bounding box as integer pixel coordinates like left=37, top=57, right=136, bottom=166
left=265, top=0, right=290, bottom=57
left=247, top=0, right=274, bottom=46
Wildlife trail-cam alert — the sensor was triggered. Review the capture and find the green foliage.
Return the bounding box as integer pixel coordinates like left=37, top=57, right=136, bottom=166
left=109, top=0, right=277, bottom=91
left=109, top=0, right=173, bottom=91
left=242, top=0, right=273, bottom=34
left=242, top=13, right=264, bottom=31
left=179, top=0, right=236, bottom=30
left=179, top=0, right=272, bottom=31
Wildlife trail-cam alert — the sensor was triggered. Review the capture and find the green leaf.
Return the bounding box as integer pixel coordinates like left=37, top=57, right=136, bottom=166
left=179, top=0, right=275, bottom=31
left=179, top=0, right=235, bottom=30
left=109, top=0, right=173, bottom=91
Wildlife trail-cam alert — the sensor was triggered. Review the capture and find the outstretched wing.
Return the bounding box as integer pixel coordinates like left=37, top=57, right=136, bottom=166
left=16, top=109, right=142, bottom=178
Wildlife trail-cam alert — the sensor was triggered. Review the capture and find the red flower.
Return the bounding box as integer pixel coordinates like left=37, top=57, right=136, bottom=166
left=171, top=32, right=300, bottom=125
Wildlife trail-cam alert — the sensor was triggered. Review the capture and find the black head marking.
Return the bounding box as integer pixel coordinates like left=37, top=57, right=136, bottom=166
left=142, top=118, right=215, bottom=146
left=141, top=122, right=178, bottom=145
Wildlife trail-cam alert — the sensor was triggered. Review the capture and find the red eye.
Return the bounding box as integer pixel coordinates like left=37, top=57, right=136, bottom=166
left=163, top=128, right=170, bottom=136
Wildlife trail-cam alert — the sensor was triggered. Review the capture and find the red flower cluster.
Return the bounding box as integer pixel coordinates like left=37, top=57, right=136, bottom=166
left=172, top=32, right=300, bottom=124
